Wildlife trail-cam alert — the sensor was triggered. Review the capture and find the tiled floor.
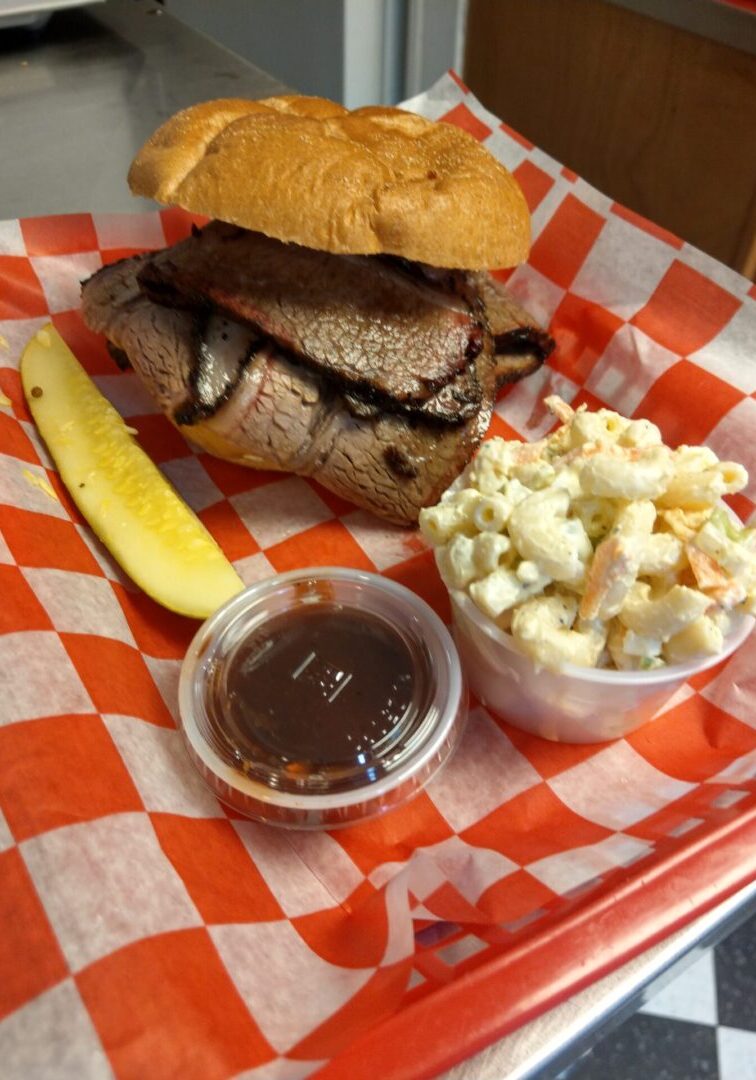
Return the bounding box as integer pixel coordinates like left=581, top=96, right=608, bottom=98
left=567, top=912, right=756, bottom=1080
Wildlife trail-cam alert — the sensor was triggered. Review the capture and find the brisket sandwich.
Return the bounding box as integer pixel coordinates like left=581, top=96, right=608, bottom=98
left=81, top=95, right=553, bottom=524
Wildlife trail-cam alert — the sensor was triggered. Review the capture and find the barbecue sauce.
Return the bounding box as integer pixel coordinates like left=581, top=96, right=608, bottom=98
left=205, top=604, right=435, bottom=793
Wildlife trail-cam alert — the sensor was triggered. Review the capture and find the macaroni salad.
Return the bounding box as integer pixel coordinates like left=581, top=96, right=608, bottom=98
left=419, top=397, right=755, bottom=672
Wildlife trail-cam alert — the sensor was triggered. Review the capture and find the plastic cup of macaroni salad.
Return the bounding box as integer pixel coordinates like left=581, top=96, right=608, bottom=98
left=424, top=396, right=756, bottom=744
left=446, top=579, right=753, bottom=743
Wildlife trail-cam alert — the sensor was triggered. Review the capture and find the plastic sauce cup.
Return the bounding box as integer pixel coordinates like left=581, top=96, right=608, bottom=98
left=179, top=568, right=467, bottom=828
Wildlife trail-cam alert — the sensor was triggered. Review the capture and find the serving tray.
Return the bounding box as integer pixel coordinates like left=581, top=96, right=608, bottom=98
left=0, top=73, right=754, bottom=1080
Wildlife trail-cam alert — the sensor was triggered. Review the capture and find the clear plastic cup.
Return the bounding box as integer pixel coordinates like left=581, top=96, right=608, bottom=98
left=448, top=587, right=754, bottom=743
left=178, top=568, right=467, bottom=828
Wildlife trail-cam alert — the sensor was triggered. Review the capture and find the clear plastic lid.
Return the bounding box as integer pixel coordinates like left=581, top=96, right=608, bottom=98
left=178, top=568, right=466, bottom=828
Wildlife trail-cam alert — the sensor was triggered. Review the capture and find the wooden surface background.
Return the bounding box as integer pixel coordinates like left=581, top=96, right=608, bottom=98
left=464, top=0, right=756, bottom=279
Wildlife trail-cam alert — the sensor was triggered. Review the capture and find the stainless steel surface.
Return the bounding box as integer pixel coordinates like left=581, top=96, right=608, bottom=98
left=0, top=0, right=289, bottom=218
left=442, top=880, right=756, bottom=1080
left=0, top=0, right=104, bottom=29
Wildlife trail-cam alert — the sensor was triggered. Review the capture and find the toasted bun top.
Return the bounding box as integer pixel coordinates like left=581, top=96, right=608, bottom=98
left=128, top=95, right=530, bottom=270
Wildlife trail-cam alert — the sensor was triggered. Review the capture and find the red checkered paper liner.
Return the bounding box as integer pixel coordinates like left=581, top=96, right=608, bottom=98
left=1, top=72, right=755, bottom=1080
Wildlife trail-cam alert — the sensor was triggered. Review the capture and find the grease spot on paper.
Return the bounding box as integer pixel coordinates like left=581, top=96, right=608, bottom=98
left=22, top=468, right=59, bottom=503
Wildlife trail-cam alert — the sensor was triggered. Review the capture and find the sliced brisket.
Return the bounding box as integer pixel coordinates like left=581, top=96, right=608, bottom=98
left=80, top=230, right=554, bottom=524
left=471, top=272, right=554, bottom=364
left=137, top=222, right=482, bottom=406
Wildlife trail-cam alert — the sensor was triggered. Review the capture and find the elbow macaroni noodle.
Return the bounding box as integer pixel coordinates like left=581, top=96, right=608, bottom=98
left=419, top=396, right=755, bottom=672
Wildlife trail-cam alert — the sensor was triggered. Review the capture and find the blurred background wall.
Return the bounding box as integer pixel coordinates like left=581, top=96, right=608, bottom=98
left=164, top=0, right=465, bottom=108
left=464, top=0, right=756, bottom=279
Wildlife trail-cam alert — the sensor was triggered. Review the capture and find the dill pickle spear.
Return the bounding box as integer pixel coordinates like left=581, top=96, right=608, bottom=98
left=21, top=325, right=244, bottom=619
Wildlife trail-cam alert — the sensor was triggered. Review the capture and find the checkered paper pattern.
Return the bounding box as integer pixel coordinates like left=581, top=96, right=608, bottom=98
left=1, top=73, right=756, bottom=1080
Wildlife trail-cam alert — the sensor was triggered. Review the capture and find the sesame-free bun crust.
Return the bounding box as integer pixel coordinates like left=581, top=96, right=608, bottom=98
left=128, top=95, right=530, bottom=270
